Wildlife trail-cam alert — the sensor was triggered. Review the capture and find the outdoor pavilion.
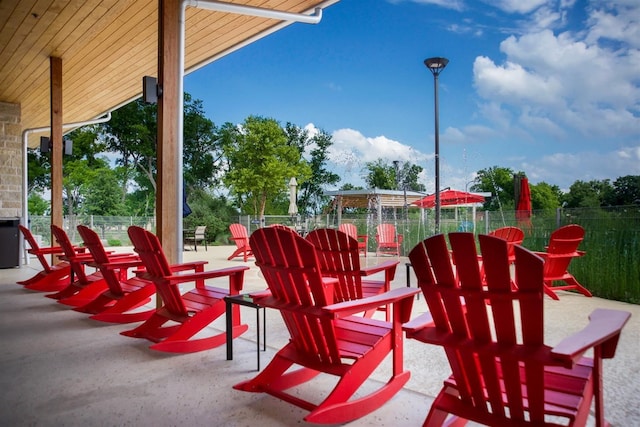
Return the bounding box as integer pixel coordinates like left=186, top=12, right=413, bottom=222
left=324, top=188, right=428, bottom=225
left=0, top=0, right=339, bottom=266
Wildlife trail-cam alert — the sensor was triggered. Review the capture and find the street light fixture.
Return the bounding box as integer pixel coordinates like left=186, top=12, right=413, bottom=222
left=424, top=56, right=448, bottom=234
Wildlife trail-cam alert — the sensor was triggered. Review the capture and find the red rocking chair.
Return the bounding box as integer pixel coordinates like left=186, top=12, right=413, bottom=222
left=306, top=228, right=398, bottom=321
left=122, top=226, right=249, bottom=353
left=234, top=227, right=418, bottom=424
left=46, top=225, right=109, bottom=306
left=73, top=225, right=156, bottom=323
left=404, top=232, right=630, bottom=426
left=227, top=223, right=253, bottom=262
left=17, top=225, right=72, bottom=292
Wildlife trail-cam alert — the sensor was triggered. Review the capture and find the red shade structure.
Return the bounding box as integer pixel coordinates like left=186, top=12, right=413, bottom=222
left=412, top=189, right=485, bottom=209
left=515, top=174, right=533, bottom=233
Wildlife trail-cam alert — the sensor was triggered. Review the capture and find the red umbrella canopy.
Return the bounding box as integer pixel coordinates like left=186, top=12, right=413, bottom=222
left=412, top=189, right=486, bottom=208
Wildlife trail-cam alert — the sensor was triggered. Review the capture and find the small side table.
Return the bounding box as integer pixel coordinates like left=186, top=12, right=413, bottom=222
left=224, top=293, right=266, bottom=371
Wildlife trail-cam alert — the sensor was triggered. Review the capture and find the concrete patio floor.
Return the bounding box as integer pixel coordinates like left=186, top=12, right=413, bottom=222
left=1, top=245, right=638, bottom=426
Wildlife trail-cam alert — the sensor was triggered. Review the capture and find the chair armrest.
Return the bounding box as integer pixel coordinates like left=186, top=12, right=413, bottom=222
left=98, top=256, right=144, bottom=270
left=30, top=246, right=65, bottom=255
left=164, top=265, right=249, bottom=293
left=551, top=308, right=631, bottom=365
left=357, top=235, right=368, bottom=243
left=323, top=287, right=419, bottom=320
left=402, top=312, right=435, bottom=333
left=169, top=261, right=208, bottom=272
left=361, top=260, right=399, bottom=277
left=397, top=234, right=403, bottom=244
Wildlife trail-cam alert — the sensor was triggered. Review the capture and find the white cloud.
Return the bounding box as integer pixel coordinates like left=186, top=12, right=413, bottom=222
left=481, top=0, right=547, bottom=14
left=329, top=128, right=429, bottom=165
left=473, top=55, right=562, bottom=106
left=472, top=1, right=640, bottom=144
left=388, top=0, right=465, bottom=12
left=586, top=3, right=640, bottom=48
left=522, top=145, right=640, bottom=189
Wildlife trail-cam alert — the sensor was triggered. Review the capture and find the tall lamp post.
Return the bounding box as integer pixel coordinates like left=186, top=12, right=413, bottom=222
left=424, top=56, right=448, bottom=234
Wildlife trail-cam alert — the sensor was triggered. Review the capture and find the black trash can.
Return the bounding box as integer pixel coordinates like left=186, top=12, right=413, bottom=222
left=0, top=218, right=20, bottom=268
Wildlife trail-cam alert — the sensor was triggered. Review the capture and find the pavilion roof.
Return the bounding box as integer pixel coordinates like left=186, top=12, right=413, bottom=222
left=0, top=0, right=337, bottom=147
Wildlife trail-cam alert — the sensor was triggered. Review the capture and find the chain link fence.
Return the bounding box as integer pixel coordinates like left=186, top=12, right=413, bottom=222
left=26, top=205, right=639, bottom=302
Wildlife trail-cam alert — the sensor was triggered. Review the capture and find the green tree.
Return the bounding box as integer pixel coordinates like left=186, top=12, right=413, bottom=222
left=83, top=168, right=127, bottom=215
left=28, top=192, right=49, bottom=215
left=474, top=166, right=519, bottom=210
left=606, top=175, right=640, bottom=206
left=61, top=127, right=109, bottom=216
left=564, top=179, right=613, bottom=208
left=530, top=181, right=561, bottom=211
left=27, top=149, right=50, bottom=192
left=285, top=124, right=340, bottom=216
left=102, top=94, right=221, bottom=204
left=364, top=159, right=396, bottom=189
left=220, top=116, right=311, bottom=218
left=102, top=98, right=158, bottom=195
left=364, top=159, right=425, bottom=192
left=398, top=162, right=426, bottom=192
left=183, top=93, right=221, bottom=190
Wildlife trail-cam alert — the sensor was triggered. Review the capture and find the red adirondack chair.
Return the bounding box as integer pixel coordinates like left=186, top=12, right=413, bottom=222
left=375, top=223, right=403, bottom=256
left=72, top=225, right=156, bottom=322
left=306, top=228, right=398, bottom=321
left=536, top=224, right=592, bottom=300
left=234, top=227, right=418, bottom=424
left=46, top=224, right=109, bottom=305
left=475, top=226, right=525, bottom=286
left=122, top=226, right=249, bottom=353
left=489, top=226, right=524, bottom=263
left=338, top=223, right=368, bottom=256
left=17, top=225, right=72, bottom=292
left=404, top=232, right=631, bottom=427
left=227, top=223, right=253, bottom=262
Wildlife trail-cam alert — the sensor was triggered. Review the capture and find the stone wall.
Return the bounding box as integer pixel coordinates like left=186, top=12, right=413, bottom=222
left=0, top=102, right=22, bottom=218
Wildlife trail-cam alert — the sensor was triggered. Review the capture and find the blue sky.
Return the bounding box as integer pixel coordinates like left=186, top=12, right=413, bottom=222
left=184, top=0, right=639, bottom=192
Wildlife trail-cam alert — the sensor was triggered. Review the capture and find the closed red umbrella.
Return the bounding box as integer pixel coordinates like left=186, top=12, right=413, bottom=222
left=515, top=175, right=532, bottom=232
left=412, top=189, right=485, bottom=208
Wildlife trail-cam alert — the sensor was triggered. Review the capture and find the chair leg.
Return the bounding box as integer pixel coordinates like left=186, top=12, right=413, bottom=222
left=564, top=276, right=593, bottom=297
left=306, top=360, right=410, bottom=424
left=57, top=280, right=109, bottom=306
left=89, top=285, right=156, bottom=323
left=543, top=282, right=560, bottom=300
left=22, top=270, right=70, bottom=292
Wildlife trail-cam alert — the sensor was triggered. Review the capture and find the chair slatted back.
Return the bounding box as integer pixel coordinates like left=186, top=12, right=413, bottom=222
left=544, top=224, right=585, bottom=277
left=77, top=225, right=124, bottom=296
left=19, top=225, right=52, bottom=272
left=338, top=223, right=358, bottom=240
left=409, top=232, right=547, bottom=423
left=306, top=228, right=362, bottom=301
left=51, top=225, right=90, bottom=284
left=229, top=223, right=249, bottom=249
left=489, top=226, right=524, bottom=260
left=376, top=223, right=397, bottom=244
left=250, top=227, right=341, bottom=364
left=127, top=226, right=188, bottom=316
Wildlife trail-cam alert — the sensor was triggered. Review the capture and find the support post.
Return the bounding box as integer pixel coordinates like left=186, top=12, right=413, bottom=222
left=157, top=0, right=182, bottom=264
left=50, top=57, right=63, bottom=245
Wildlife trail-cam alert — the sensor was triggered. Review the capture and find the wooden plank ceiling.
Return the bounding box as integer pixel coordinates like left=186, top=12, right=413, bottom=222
left=0, top=0, right=336, bottom=147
